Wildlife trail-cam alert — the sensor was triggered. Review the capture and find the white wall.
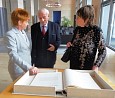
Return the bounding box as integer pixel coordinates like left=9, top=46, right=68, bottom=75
left=18, top=0, right=24, bottom=8
left=38, top=0, right=76, bottom=26
left=0, top=0, right=2, bottom=7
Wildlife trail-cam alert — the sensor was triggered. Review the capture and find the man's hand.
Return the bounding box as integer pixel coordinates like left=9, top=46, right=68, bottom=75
left=29, top=67, right=39, bottom=75
left=47, top=44, right=55, bottom=51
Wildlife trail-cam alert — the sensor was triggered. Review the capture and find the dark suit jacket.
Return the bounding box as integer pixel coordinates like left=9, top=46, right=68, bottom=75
left=31, top=21, right=61, bottom=68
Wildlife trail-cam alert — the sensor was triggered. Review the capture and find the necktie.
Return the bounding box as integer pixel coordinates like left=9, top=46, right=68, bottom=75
left=42, top=25, right=46, bottom=36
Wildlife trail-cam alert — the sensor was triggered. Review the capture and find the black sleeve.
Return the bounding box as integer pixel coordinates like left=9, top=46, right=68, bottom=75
left=71, top=27, right=78, bottom=43
left=31, top=24, right=37, bottom=65
left=94, top=27, right=106, bottom=67
left=54, top=23, right=61, bottom=51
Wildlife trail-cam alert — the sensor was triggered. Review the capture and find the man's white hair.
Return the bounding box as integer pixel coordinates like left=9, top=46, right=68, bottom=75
left=38, top=8, right=49, bottom=15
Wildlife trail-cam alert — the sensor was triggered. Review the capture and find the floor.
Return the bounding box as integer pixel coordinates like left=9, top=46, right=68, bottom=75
left=0, top=37, right=115, bottom=93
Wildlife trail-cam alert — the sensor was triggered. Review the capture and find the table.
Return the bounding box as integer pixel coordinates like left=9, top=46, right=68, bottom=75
left=0, top=69, right=115, bottom=98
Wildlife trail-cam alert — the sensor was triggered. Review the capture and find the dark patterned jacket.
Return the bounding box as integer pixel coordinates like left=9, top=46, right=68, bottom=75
left=70, top=25, right=106, bottom=70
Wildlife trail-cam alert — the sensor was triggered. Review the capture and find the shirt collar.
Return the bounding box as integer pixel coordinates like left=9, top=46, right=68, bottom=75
left=40, top=23, right=48, bottom=27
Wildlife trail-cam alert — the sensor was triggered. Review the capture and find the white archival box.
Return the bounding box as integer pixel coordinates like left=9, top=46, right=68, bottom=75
left=13, top=69, right=63, bottom=96
left=66, top=70, right=115, bottom=98
left=13, top=69, right=115, bottom=98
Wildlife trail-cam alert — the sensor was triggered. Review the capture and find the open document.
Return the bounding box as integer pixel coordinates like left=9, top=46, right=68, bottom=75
left=30, top=72, right=63, bottom=92
left=63, top=69, right=101, bottom=89
left=30, top=69, right=100, bottom=91
left=13, top=69, right=114, bottom=97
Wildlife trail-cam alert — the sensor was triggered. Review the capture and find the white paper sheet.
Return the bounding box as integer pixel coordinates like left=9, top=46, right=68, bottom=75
left=30, top=72, right=63, bottom=91
left=63, top=69, right=101, bottom=89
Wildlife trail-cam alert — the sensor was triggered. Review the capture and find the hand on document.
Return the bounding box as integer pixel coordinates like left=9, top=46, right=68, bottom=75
left=92, top=65, right=98, bottom=73
left=29, top=64, right=39, bottom=75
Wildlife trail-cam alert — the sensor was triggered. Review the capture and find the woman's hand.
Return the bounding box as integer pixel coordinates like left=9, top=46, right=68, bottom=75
left=29, top=67, right=39, bottom=75
left=67, top=42, right=72, bottom=48
left=92, top=65, right=98, bottom=73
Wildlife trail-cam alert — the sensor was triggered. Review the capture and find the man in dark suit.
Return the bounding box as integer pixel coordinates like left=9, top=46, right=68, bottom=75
left=31, top=8, right=61, bottom=68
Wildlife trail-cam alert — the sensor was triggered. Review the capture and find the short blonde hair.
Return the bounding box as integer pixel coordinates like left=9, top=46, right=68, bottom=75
left=11, top=8, right=29, bottom=26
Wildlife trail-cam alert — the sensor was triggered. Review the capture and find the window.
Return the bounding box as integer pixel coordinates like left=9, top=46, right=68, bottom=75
left=103, top=0, right=108, bottom=1
left=87, top=0, right=92, bottom=5
left=100, top=5, right=110, bottom=40
left=79, top=0, right=82, bottom=8
left=100, top=0, right=115, bottom=50
left=109, top=3, right=115, bottom=48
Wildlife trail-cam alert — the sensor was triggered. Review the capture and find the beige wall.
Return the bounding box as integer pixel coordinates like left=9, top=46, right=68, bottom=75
left=1, top=0, right=101, bottom=30
left=92, top=0, right=101, bottom=25
left=37, top=0, right=101, bottom=26
left=38, top=0, right=76, bottom=26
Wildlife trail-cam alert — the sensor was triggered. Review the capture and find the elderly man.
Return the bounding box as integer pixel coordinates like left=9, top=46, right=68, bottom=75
left=31, top=8, right=61, bottom=68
